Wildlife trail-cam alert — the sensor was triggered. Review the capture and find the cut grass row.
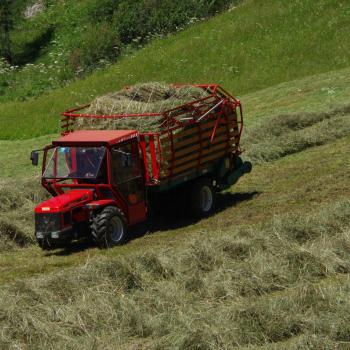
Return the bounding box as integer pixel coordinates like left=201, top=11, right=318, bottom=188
left=244, top=103, right=350, bottom=163
left=1, top=0, right=350, bottom=139
left=1, top=199, right=349, bottom=349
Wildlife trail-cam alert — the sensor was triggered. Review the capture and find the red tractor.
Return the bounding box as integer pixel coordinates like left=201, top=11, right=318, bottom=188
left=31, top=84, right=252, bottom=250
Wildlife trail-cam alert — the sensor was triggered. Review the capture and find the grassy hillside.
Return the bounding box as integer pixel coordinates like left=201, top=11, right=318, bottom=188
left=0, top=86, right=349, bottom=347
left=0, top=0, right=350, bottom=139
left=1, top=199, right=350, bottom=349
left=0, top=0, right=349, bottom=348
left=0, top=66, right=349, bottom=348
left=1, top=0, right=235, bottom=102
left=0, top=67, right=349, bottom=273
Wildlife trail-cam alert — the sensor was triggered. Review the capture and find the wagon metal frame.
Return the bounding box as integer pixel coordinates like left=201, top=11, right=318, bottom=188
left=61, top=84, right=244, bottom=187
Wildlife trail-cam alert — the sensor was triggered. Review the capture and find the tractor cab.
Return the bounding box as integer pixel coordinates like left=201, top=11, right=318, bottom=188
left=32, top=130, right=147, bottom=249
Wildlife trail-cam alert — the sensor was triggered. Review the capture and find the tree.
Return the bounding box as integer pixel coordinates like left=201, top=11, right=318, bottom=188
left=0, top=0, right=13, bottom=64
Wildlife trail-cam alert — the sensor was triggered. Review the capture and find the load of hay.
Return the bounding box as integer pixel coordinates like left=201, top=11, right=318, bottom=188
left=77, top=83, right=210, bottom=132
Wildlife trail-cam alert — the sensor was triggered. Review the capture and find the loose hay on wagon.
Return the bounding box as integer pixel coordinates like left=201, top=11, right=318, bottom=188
left=62, top=83, right=247, bottom=183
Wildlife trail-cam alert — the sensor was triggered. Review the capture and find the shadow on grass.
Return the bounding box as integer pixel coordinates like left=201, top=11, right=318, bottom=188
left=44, top=239, right=96, bottom=257
left=47, top=191, right=260, bottom=256
left=143, top=191, right=261, bottom=233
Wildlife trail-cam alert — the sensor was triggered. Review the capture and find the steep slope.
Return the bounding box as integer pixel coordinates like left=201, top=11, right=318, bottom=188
left=0, top=109, right=349, bottom=348
left=0, top=62, right=349, bottom=347
left=0, top=1, right=349, bottom=347
left=0, top=67, right=349, bottom=275
left=0, top=0, right=350, bottom=139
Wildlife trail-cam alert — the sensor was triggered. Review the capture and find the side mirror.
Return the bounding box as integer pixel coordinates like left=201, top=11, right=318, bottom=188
left=30, top=151, right=39, bottom=166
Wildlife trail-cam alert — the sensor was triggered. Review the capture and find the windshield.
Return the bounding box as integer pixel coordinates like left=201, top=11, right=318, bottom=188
left=43, top=146, right=106, bottom=179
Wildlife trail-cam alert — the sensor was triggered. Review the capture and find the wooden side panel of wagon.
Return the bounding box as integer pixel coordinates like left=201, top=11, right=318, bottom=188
left=159, top=110, right=240, bottom=179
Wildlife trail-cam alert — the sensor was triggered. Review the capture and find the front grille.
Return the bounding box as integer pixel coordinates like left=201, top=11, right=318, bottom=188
left=35, top=213, right=60, bottom=233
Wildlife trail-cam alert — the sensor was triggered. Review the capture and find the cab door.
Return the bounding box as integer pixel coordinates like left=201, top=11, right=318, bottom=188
left=110, top=139, right=147, bottom=225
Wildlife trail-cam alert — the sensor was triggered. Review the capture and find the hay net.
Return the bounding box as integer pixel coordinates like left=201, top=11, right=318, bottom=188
left=75, top=83, right=215, bottom=133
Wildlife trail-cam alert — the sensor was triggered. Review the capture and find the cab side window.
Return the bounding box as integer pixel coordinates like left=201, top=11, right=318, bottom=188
left=111, top=141, right=144, bottom=204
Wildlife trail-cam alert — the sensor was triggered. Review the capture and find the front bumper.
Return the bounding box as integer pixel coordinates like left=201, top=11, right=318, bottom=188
left=35, top=213, right=73, bottom=240
left=35, top=226, right=73, bottom=240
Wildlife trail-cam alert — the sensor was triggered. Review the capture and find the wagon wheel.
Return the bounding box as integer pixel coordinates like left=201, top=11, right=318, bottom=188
left=190, top=177, right=216, bottom=218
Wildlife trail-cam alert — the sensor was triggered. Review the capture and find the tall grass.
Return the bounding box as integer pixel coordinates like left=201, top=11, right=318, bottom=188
left=1, top=0, right=350, bottom=139
left=0, top=200, right=349, bottom=348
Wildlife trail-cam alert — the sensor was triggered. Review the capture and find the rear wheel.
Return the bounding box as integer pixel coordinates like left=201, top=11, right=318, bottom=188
left=190, top=177, right=216, bottom=218
left=91, top=206, right=127, bottom=248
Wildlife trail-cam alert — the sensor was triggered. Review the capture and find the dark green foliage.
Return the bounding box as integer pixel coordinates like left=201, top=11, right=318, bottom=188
left=66, top=0, right=237, bottom=72
left=69, top=22, right=121, bottom=75
left=0, top=0, right=237, bottom=102
left=111, top=0, right=235, bottom=45
left=13, top=25, right=54, bottom=66
left=0, top=0, right=14, bottom=64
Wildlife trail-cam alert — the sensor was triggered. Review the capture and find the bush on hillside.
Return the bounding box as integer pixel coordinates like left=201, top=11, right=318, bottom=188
left=0, top=0, right=239, bottom=100
left=69, top=22, right=121, bottom=75
left=69, top=0, right=238, bottom=73
left=110, top=0, right=236, bottom=45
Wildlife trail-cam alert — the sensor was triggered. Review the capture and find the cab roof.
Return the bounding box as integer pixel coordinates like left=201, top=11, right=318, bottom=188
left=53, top=130, right=139, bottom=146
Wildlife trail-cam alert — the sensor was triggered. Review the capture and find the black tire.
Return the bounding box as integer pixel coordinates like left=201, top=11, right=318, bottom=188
left=91, top=206, right=127, bottom=248
left=190, top=177, right=216, bottom=218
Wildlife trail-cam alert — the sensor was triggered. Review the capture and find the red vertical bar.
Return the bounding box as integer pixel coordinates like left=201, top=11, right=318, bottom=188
left=238, top=102, right=244, bottom=141
left=106, top=147, right=111, bottom=186
left=53, top=149, right=58, bottom=178
left=169, top=130, right=175, bottom=178
left=197, top=123, right=203, bottom=169
left=70, top=147, right=77, bottom=173
left=223, top=103, right=232, bottom=161
left=210, top=113, right=222, bottom=144
left=139, top=136, right=150, bottom=183
left=149, top=135, right=158, bottom=181
left=156, top=134, right=162, bottom=178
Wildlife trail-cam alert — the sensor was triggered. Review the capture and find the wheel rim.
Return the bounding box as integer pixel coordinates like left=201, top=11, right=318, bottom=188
left=199, top=186, right=213, bottom=213
left=109, top=216, right=124, bottom=242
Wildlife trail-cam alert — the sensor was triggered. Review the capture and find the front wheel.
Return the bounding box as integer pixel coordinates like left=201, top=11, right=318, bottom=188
left=91, top=206, right=127, bottom=248
left=190, top=177, right=216, bottom=218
